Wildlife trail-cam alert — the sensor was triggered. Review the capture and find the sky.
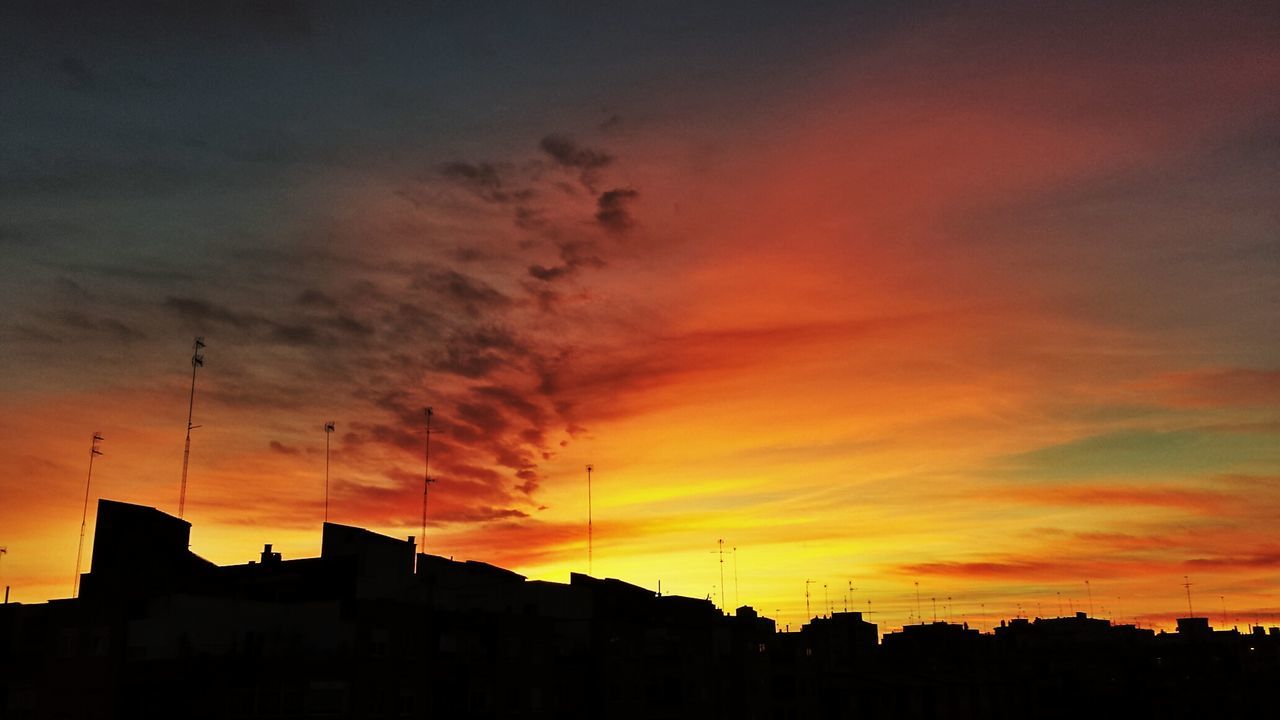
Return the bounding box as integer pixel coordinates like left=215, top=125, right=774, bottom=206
left=1, top=1, right=1278, bottom=631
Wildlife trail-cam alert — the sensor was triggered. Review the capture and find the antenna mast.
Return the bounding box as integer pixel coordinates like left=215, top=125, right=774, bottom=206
left=73, top=432, right=104, bottom=598
left=324, top=422, right=335, bottom=523
left=1183, top=575, right=1195, bottom=617
left=805, top=579, right=815, bottom=621
left=178, top=337, right=205, bottom=518
left=733, top=546, right=739, bottom=610
left=713, top=539, right=726, bottom=611
left=586, top=464, right=594, bottom=575
left=421, top=408, right=437, bottom=551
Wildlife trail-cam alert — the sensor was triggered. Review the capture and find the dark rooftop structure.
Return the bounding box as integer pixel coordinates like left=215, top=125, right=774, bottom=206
left=2, top=499, right=1278, bottom=719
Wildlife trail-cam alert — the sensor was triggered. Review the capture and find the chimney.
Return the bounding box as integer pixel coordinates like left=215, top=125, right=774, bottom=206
left=260, top=543, right=281, bottom=565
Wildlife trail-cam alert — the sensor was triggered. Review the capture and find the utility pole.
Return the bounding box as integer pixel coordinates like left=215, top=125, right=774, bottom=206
left=421, top=408, right=438, bottom=552
left=178, top=337, right=205, bottom=518
left=73, top=432, right=104, bottom=598
left=586, top=465, right=593, bottom=575
left=324, top=422, right=335, bottom=523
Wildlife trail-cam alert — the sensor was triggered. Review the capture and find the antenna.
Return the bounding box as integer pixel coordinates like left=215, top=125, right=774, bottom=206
left=0, top=547, right=8, bottom=600
left=733, top=546, right=740, bottom=610
left=1183, top=575, right=1195, bottom=617
left=73, top=432, right=104, bottom=598
left=714, top=539, right=726, bottom=611
left=586, top=464, right=594, bottom=575
left=421, top=408, right=438, bottom=552
left=824, top=583, right=830, bottom=617
left=1220, top=595, right=1228, bottom=628
left=846, top=580, right=856, bottom=613
left=178, top=337, right=205, bottom=518
left=805, top=579, right=815, bottom=621
left=1086, top=580, right=1093, bottom=617
left=324, top=422, right=335, bottom=523
left=915, top=581, right=922, bottom=624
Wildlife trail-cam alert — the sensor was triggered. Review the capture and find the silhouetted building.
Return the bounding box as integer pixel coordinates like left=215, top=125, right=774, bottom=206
left=2, top=499, right=1279, bottom=719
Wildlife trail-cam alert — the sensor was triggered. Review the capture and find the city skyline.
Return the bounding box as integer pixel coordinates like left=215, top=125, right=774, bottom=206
left=2, top=2, right=1278, bottom=633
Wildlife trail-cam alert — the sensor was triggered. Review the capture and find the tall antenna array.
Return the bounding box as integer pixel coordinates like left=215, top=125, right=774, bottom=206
left=733, top=546, right=740, bottom=610
left=178, top=337, right=205, bottom=518
left=324, top=422, right=335, bottom=523
left=73, top=432, right=104, bottom=598
left=420, top=408, right=438, bottom=552
left=717, top=539, right=726, bottom=611
left=586, top=464, right=594, bottom=575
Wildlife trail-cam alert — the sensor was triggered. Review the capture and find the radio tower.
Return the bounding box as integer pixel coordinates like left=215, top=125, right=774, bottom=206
left=420, top=408, right=438, bottom=552
left=586, top=464, right=594, bottom=575
left=324, top=422, right=335, bottom=523
left=178, top=337, right=205, bottom=518
left=73, top=432, right=104, bottom=597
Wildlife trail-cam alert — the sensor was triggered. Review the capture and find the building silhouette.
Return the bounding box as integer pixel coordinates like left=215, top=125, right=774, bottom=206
left=1, top=499, right=1277, bottom=718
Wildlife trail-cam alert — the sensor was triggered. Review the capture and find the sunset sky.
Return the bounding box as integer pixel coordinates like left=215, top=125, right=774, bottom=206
left=2, top=2, right=1278, bottom=631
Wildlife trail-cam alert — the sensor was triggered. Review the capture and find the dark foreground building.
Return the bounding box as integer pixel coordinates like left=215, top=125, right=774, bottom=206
left=1, top=499, right=1277, bottom=719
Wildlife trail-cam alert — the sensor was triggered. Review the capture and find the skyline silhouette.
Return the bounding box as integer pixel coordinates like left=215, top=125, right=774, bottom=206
left=3, top=498, right=1278, bottom=718
left=2, top=0, right=1278, bottom=692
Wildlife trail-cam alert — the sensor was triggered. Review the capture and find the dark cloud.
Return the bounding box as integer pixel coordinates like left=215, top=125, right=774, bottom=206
left=527, top=241, right=607, bottom=283
left=595, top=188, right=639, bottom=234
left=164, top=296, right=261, bottom=329
left=410, top=269, right=510, bottom=317
left=540, top=134, right=613, bottom=191
left=540, top=135, right=613, bottom=171
left=438, top=161, right=537, bottom=205
left=268, top=440, right=301, bottom=455
left=433, top=325, right=525, bottom=379
left=55, top=311, right=146, bottom=341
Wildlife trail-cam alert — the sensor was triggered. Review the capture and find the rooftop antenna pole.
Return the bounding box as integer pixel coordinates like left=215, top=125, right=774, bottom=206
left=1220, top=595, right=1228, bottom=628
left=421, top=408, right=437, bottom=552
left=1086, top=580, right=1093, bottom=617
left=586, top=464, right=593, bottom=575
left=73, top=432, right=104, bottom=598
left=915, top=581, right=922, bottom=624
left=824, top=584, right=830, bottom=617
left=324, top=422, right=335, bottom=523
left=1, top=547, right=8, bottom=601
left=733, top=546, right=740, bottom=610
left=717, top=539, right=726, bottom=611
left=178, top=337, right=205, bottom=518
left=1183, top=575, right=1194, bottom=617
left=805, top=579, right=814, bottom=621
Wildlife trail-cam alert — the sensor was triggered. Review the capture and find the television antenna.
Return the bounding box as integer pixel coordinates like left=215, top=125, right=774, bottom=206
left=178, top=337, right=205, bottom=518
left=324, top=422, right=335, bottom=523
left=73, top=432, right=104, bottom=597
